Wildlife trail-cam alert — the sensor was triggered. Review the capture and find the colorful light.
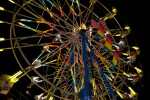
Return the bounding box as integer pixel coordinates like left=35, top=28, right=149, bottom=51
left=79, top=24, right=87, bottom=30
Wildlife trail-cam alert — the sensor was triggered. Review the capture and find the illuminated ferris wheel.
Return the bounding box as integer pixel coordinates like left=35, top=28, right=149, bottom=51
left=0, top=0, right=142, bottom=100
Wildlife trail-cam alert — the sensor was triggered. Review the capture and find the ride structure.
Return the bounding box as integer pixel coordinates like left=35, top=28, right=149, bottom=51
left=0, top=0, right=142, bottom=100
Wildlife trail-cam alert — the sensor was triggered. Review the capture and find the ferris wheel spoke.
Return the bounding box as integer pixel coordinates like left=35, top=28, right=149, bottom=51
left=51, top=45, right=76, bottom=92
left=83, top=4, right=94, bottom=23
left=39, top=41, right=70, bottom=63
left=94, top=67, right=113, bottom=97
left=32, top=0, right=74, bottom=29
left=65, top=0, right=80, bottom=28
left=21, top=0, right=73, bottom=32
left=16, top=17, right=73, bottom=33
left=3, top=8, right=42, bottom=22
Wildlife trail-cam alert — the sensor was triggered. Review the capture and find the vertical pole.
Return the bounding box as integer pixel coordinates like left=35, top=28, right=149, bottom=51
left=82, top=32, right=117, bottom=100
left=81, top=30, right=90, bottom=100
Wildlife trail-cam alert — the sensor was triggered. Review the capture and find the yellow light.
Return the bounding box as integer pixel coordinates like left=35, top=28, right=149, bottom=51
left=0, top=7, right=4, bottom=11
left=0, top=49, right=4, bottom=52
left=49, top=12, right=53, bottom=18
left=112, top=7, right=117, bottom=13
left=115, top=34, right=121, bottom=37
left=128, top=87, right=136, bottom=96
left=0, top=37, right=5, bottom=41
left=132, top=46, right=139, bottom=51
left=13, top=78, right=19, bottom=83
left=116, top=90, right=123, bottom=99
left=0, top=20, right=4, bottom=23
left=134, top=67, right=142, bottom=73
left=49, top=96, right=53, bottom=100
left=10, top=77, right=19, bottom=83
left=124, top=26, right=130, bottom=31
left=8, top=0, right=15, bottom=4
left=10, top=71, right=22, bottom=80
left=104, top=16, right=108, bottom=21
left=122, top=53, right=129, bottom=56
left=92, top=78, right=97, bottom=95
left=123, top=72, right=130, bottom=77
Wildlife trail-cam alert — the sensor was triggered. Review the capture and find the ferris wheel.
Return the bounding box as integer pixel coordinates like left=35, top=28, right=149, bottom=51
left=0, top=0, right=142, bottom=100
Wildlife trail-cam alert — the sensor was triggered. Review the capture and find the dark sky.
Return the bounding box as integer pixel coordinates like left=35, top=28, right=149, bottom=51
left=0, top=0, right=149, bottom=99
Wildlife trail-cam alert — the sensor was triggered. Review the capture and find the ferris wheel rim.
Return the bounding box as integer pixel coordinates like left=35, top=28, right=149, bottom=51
left=6, top=0, right=142, bottom=99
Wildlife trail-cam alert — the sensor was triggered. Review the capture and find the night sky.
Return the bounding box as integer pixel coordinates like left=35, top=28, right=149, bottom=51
left=0, top=0, right=149, bottom=100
